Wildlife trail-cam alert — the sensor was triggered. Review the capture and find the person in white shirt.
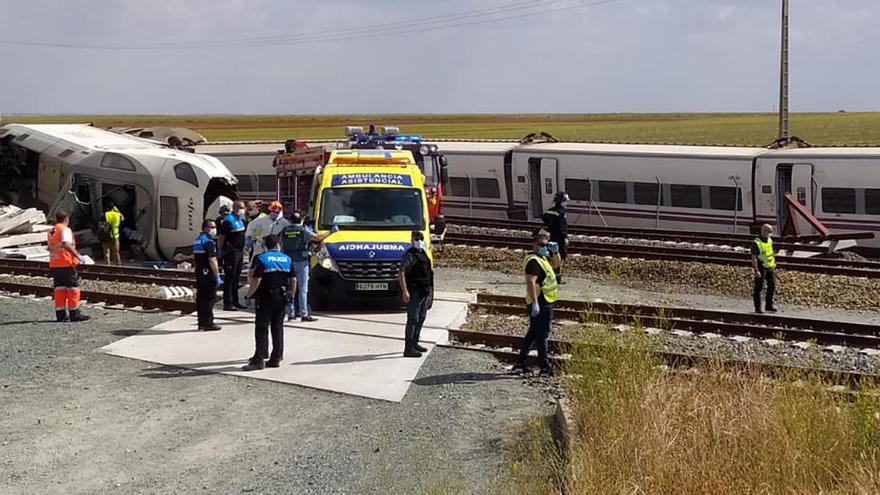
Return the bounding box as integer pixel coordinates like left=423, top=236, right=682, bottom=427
left=246, top=200, right=290, bottom=258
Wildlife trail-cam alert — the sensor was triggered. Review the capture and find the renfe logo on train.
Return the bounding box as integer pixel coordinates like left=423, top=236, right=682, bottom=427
left=331, top=173, right=413, bottom=187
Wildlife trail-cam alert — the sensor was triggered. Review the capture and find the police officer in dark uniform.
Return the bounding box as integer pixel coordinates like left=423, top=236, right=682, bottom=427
left=218, top=200, right=247, bottom=311
left=242, top=235, right=296, bottom=371
left=193, top=219, right=222, bottom=331
left=542, top=191, right=570, bottom=284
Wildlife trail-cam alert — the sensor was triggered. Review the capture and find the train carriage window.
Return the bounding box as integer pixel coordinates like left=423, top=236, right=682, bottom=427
left=256, top=175, right=276, bottom=192
left=173, top=162, right=199, bottom=188
left=865, top=189, right=880, bottom=215
left=633, top=182, right=661, bottom=205
left=100, top=153, right=136, bottom=171
left=474, top=178, right=501, bottom=199
left=670, top=184, right=702, bottom=208
left=234, top=175, right=253, bottom=191
left=449, top=177, right=471, bottom=197
left=598, top=180, right=627, bottom=203
left=822, top=188, right=856, bottom=214
left=708, top=186, right=743, bottom=211
left=565, top=179, right=591, bottom=201
left=159, top=196, right=179, bottom=229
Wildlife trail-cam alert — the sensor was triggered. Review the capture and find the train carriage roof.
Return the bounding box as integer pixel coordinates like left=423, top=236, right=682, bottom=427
left=429, top=141, right=520, bottom=154
left=763, top=147, right=880, bottom=158
left=3, top=124, right=161, bottom=150
left=514, top=142, right=766, bottom=158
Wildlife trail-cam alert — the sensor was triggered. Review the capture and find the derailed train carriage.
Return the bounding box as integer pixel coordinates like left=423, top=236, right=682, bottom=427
left=0, top=124, right=238, bottom=260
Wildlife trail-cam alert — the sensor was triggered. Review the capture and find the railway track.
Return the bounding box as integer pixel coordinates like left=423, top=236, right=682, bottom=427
left=0, top=280, right=196, bottom=313
left=449, top=294, right=880, bottom=385
left=0, top=258, right=252, bottom=287
left=472, top=294, right=880, bottom=348
left=442, top=231, right=880, bottom=279
left=0, top=258, right=196, bottom=287
left=446, top=215, right=873, bottom=253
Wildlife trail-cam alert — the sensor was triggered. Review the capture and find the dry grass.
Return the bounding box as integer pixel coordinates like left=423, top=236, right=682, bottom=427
left=498, top=326, right=880, bottom=495
left=5, top=112, right=880, bottom=146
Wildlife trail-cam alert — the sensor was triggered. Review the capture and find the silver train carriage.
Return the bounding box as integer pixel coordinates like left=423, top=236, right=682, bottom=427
left=437, top=141, right=880, bottom=251
left=0, top=124, right=238, bottom=260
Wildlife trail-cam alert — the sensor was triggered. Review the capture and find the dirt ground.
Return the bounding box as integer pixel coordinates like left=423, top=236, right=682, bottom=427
left=0, top=294, right=552, bottom=495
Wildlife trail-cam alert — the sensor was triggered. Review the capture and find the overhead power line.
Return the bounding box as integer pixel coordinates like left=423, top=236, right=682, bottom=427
left=0, top=0, right=619, bottom=50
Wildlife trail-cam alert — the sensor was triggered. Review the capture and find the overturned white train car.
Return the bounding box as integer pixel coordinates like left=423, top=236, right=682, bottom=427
left=0, top=124, right=238, bottom=260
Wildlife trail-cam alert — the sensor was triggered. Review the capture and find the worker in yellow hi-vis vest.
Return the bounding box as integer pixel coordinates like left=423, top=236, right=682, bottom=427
left=514, top=228, right=558, bottom=376
left=751, top=223, right=778, bottom=314
left=102, top=203, right=124, bottom=265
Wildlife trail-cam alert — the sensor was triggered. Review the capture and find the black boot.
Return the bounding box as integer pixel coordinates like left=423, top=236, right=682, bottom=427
left=242, top=358, right=265, bottom=371
left=56, top=310, right=69, bottom=322
left=403, top=339, right=422, bottom=358
left=412, top=330, right=427, bottom=352
left=69, top=309, right=91, bottom=322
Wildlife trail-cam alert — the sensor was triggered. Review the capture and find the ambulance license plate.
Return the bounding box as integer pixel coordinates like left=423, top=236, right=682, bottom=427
left=356, top=282, right=388, bottom=291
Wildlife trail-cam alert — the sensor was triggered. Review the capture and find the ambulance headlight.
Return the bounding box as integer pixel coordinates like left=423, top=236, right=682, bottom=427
left=419, top=145, right=429, bottom=156
left=316, top=245, right=338, bottom=272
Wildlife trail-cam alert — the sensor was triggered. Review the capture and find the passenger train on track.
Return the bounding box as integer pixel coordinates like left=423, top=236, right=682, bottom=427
left=196, top=136, right=880, bottom=251
left=0, top=124, right=238, bottom=260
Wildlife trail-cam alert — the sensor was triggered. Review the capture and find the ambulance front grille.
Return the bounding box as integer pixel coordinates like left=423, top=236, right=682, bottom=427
left=336, top=260, right=400, bottom=281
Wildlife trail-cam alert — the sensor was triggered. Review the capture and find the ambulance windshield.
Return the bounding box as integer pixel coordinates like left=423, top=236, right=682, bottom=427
left=318, top=187, right=424, bottom=231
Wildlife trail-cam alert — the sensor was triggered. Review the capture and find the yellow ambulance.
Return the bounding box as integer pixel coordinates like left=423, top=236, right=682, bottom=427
left=309, top=150, right=432, bottom=308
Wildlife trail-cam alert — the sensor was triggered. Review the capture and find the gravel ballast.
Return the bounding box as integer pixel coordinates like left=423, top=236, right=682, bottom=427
left=0, top=294, right=551, bottom=495
left=436, top=244, right=880, bottom=312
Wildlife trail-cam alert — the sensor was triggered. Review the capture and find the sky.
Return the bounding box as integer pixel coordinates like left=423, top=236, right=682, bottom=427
left=0, top=0, right=877, bottom=115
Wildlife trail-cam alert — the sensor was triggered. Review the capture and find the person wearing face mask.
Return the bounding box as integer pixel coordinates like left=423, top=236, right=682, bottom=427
left=398, top=231, right=434, bottom=357
left=193, top=219, right=222, bottom=331
left=514, top=228, right=558, bottom=376
left=542, top=191, right=570, bottom=284
left=751, top=223, right=778, bottom=313
left=280, top=210, right=335, bottom=322
left=245, top=201, right=289, bottom=261
left=219, top=200, right=248, bottom=311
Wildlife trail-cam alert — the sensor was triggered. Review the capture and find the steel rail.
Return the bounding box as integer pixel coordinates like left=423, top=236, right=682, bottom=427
left=473, top=294, right=880, bottom=348
left=446, top=328, right=878, bottom=386
left=442, top=232, right=880, bottom=278
left=0, top=260, right=196, bottom=287
left=0, top=280, right=196, bottom=313
left=446, top=215, right=874, bottom=250
left=0, top=259, right=250, bottom=287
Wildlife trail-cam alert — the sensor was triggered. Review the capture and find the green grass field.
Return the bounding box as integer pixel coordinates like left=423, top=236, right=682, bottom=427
left=4, top=113, right=880, bottom=146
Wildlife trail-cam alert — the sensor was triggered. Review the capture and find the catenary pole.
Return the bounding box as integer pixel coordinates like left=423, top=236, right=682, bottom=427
left=778, top=0, right=790, bottom=143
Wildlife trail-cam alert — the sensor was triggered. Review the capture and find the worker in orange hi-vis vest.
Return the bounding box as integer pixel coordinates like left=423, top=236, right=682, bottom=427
left=47, top=211, right=90, bottom=322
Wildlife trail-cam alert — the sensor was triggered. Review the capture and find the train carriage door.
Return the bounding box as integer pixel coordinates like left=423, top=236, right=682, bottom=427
left=775, top=163, right=814, bottom=233
left=528, top=157, right=557, bottom=218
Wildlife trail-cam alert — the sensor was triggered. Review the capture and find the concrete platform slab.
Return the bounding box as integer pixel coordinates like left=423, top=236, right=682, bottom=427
left=101, top=297, right=471, bottom=402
